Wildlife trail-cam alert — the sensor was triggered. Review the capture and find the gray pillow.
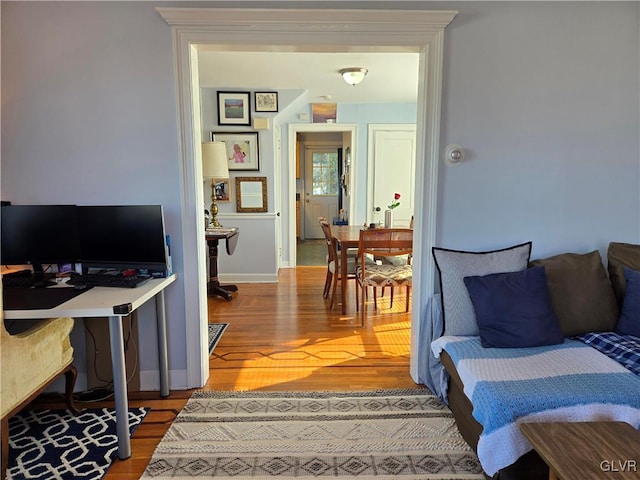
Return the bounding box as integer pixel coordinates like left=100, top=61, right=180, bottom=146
left=432, top=242, right=532, bottom=336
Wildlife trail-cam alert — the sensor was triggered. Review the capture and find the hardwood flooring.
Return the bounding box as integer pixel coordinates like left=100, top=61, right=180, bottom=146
left=30, top=266, right=423, bottom=479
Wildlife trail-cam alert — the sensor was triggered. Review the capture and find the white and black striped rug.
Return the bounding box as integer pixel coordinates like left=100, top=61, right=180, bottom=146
left=8, top=407, right=148, bottom=480
left=142, top=389, right=483, bottom=479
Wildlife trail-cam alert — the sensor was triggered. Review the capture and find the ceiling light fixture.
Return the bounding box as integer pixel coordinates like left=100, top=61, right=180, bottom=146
left=339, top=67, right=368, bottom=86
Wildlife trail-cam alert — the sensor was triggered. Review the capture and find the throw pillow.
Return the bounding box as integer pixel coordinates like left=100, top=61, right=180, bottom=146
left=432, top=241, right=532, bottom=336
left=607, top=242, right=640, bottom=306
left=530, top=250, right=619, bottom=336
left=463, top=267, right=564, bottom=348
left=616, top=268, right=640, bottom=338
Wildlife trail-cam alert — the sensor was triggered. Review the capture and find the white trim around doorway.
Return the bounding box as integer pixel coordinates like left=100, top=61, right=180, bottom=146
left=157, top=6, right=457, bottom=388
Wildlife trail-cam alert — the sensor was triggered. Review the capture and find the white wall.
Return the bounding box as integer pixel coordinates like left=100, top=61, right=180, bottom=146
left=2, top=1, right=638, bottom=390
left=1, top=2, right=187, bottom=385
left=437, top=2, right=639, bottom=259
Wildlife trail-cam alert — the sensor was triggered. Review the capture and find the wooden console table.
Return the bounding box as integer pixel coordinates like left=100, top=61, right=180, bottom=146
left=520, top=421, right=640, bottom=480
left=205, top=227, right=239, bottom=301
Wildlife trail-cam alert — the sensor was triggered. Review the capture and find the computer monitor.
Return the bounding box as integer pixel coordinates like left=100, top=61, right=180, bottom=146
left=0, top=205, right=82, bottom=273
left=77, top=205, right=168, bottom=275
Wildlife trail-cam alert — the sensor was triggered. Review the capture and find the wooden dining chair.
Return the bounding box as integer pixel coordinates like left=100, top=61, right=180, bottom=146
left=319, top=219, right=361, bottom=309
left=356, top=228, right=413, bottom=326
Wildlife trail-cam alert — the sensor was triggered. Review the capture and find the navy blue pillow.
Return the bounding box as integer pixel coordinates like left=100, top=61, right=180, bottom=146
left=616, top=268, right=640, bottom=338
left=463, top=266, right=564, bottom=348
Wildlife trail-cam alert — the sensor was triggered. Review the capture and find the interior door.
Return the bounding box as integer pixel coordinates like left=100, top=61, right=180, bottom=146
left=304, top=146, right=339, bottom=239
left=369, top=125, right=416, bottom=227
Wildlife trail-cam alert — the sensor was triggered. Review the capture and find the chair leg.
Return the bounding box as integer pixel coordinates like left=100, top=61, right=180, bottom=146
left=373, top=287, right=378, bottom=310
left=390, top=287, right=394, bottom=308
left=360, top=284, right=366, bottom=327
left=323, top=270, right=332, bottom=298
left=329, top=273, right=339, bottom=309
left=406, top=286, right=411, bottom=312
left=65, top=365, right=81, bottom=415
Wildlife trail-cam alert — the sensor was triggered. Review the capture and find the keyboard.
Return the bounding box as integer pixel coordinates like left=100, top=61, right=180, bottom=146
left=67, top=273, right=151, bottom=289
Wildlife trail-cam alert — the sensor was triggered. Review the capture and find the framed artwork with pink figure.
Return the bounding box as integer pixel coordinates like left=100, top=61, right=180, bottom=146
left=211, top=131, right=260, bottom=171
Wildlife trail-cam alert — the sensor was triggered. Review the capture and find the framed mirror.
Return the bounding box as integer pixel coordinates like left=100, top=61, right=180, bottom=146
left=235, top=176, right=267, bottom=213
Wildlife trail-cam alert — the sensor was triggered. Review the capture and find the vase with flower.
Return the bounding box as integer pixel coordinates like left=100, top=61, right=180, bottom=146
left=384, top=193, right=401, bottom=228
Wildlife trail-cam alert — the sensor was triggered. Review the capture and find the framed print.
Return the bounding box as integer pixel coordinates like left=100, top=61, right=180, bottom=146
left=214, top=179, right=230, bottom=202
left=217, top=91, right=251, bottom=126
left=212, top=131, right=260, bottom=171
left=312, top=103, right=337, bottom=123
left=235, top=176, right=268, bottom=213
left=255, top=92, right=278, bottom=112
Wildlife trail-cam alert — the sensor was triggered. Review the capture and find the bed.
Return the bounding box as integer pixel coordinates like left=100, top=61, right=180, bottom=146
left=418, top=241, right=640, bottom=479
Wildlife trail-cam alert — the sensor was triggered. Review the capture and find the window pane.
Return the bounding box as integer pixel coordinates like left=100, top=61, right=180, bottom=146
left=312, top=152, right=339, bottom=195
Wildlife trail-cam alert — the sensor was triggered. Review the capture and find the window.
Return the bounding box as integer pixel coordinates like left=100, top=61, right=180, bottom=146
left=311, top=151, right=339, bottom=195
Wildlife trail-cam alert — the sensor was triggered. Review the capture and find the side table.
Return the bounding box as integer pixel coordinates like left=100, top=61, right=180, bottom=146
left=520, top=421, right=639, bottom=480
left=205, top=227, right=239, bottom=301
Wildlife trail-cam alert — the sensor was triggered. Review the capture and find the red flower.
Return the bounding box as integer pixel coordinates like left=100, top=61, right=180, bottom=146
left=394, top=193, right=401, bottom=200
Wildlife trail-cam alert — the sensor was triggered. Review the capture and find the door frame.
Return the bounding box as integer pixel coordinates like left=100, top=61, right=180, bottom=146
left=157, top=7, right=457, bottom=387
left=289, top=123, right=357, bottom=258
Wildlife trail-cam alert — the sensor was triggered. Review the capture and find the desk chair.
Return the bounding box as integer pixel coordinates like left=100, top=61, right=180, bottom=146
left=356, top=228, right=413, bottom=326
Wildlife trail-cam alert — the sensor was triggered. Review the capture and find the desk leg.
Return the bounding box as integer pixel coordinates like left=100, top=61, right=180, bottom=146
left=341, top=247, right=348, bottom=315
left=108, top=315, right=131, bottom=460
left=207, top=238, right=238, bottom=301
left=156, top=290, right=170, bottom=398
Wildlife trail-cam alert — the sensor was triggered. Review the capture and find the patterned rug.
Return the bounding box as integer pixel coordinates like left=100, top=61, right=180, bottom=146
left=8, top=407, right=148, bottom=480
left=208, top=323, right=229, bottom=354
left=141, top=389, right=483, bottom=479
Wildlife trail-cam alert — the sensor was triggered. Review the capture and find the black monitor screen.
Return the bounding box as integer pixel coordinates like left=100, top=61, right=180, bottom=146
left=1, top=205, right=82, bottom=269
left=77, top=205, right=168, bottom=272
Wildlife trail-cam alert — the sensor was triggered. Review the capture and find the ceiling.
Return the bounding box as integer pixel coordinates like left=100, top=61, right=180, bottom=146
left=197, top=51, right=420, bottom=104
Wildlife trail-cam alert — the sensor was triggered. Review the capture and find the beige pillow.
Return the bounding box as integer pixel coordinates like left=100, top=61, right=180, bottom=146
left=607, top=242, right=640, bottom=306
left=530, top=251, right=618, bottom=336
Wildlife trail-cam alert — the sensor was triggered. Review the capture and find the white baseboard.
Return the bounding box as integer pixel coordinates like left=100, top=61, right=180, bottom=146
left=218, top=273, right=279, bottom=283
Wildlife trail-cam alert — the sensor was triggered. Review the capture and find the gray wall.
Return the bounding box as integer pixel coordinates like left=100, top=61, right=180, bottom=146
left=2, top=1, right=638, bottom=390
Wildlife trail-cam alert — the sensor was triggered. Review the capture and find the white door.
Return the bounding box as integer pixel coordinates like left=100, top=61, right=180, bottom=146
left=368, top=125, right=416, bottom=227
left=304, top=146, right=340, bottom=239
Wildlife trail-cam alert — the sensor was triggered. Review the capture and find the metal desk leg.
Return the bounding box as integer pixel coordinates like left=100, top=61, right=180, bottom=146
left=108, top=315, right=131, bottom=460
left=156, top=290, right=170, bottom=397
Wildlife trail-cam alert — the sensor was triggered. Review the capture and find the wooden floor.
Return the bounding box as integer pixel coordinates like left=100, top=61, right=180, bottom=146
left=31, top=266, right=424, bottom=479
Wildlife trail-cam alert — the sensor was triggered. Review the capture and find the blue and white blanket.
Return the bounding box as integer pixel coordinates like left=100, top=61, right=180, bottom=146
left=431, top=336, right=640, bottom=476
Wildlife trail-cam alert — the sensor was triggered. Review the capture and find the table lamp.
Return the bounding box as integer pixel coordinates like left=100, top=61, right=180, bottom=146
left=202, top=141, right=229, bottom=228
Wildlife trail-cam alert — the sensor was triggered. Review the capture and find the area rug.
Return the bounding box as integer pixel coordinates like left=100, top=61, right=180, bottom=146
left=208, top=323, right=229, bottom=354
left=141, top=389, right=484, bottom=479
left=8, top=407, right=148, bottom=480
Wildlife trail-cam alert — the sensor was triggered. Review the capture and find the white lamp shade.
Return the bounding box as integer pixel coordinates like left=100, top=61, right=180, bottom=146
left=202, top=141, right=229, bottom=179
left=339, top=67, right=368, bottom=86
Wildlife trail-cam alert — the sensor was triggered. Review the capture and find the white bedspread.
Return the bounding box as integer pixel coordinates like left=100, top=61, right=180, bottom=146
left=431, top=336, right=640, bottom=476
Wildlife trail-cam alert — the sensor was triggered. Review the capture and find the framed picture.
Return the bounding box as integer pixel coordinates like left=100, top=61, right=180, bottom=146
left=211, top=131, right=260, bottom=171
left=214, top=179, right=230, bottom=202
left=312, top=103, right=337, bottom=123
left=235, top=176, right=268, bottom=213
left=255, top=92, right=278, bottom=112
left=217, top=91, right=251, bottom=126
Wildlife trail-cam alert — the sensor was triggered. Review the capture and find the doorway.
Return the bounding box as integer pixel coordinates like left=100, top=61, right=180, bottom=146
left=158, top=6, right=456, bottom=388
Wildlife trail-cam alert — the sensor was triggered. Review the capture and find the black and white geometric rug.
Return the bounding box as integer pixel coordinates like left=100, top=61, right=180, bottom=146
left=208, top=323, right=228, bottom=354
left=8, top=407, right=148, bottom=480
left=141, top=389, right=483, bottom=478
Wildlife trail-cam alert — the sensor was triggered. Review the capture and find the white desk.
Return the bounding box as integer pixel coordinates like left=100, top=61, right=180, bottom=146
left=3, top=274, right=176, bottom=460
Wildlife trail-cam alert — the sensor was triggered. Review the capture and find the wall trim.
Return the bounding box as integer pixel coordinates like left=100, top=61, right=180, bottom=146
left=157, top=6, right=456, bottom=387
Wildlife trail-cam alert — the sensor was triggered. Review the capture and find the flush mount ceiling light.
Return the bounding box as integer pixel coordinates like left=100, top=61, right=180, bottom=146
left=339, top=67, right=368, bottom=86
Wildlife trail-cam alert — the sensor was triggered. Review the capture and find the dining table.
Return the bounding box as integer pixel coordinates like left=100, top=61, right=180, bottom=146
left=332, top=225, right=366, bottom=314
